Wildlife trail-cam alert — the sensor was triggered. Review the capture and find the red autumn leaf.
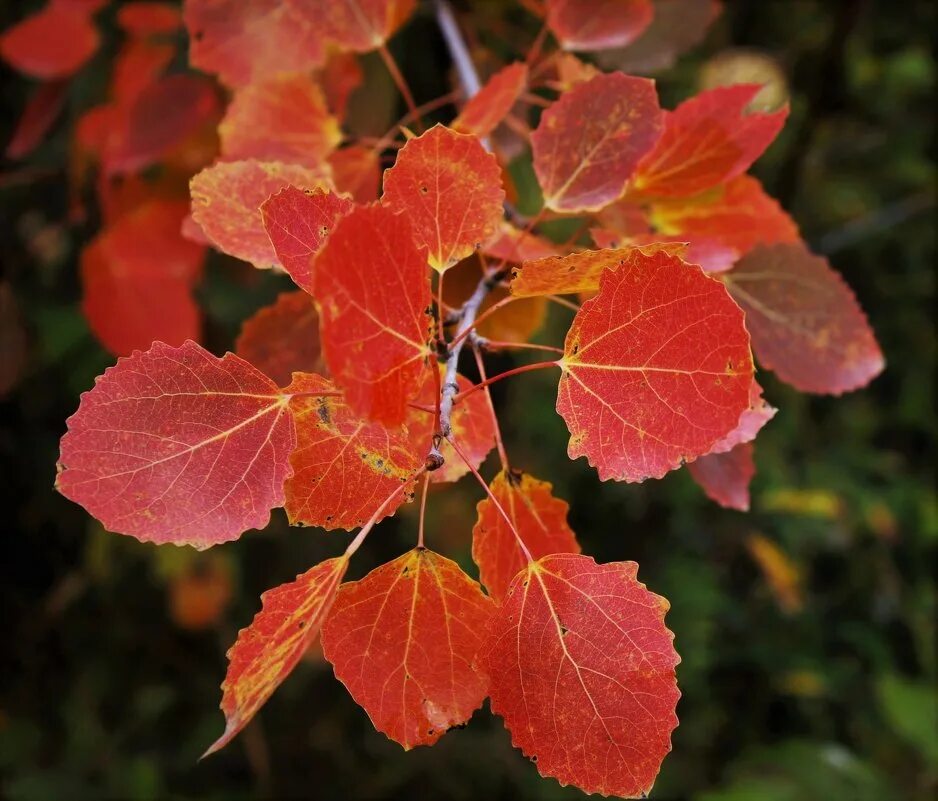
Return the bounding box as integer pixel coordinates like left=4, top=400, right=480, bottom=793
left=472, top=470, right=579, bottom=601
left=481, top=221, right=559, bottom=263
left=406, top=367, right=495, bottom=484
left=0, top=3, right=99, bottom=80
left=321, top=547, right=494, bottom=749
left=204, top=556, right=348, bottom=756
left=235, top=292, right=326, bottom=388
left=283, top=373, right=421, bottom=529
left=184, top=0, right=327, bottom=86
left=329, top=145, right=382, bottom=203
left=531, top=72, right=664, bottom=212
left=190, top=160, right=332, bottom=269
left=453, top=62, right=528, bottom=138
left=260, top=186, right=354, bottom=293
left=724, top=243, right=885, bottom=394
left=5, top=80, right=67, bottom=160
left=510, top=242, right=688, bottom=297
left=313, top=204, right=432, bottom=425
left=707, top=378, right=775, bottom=454
left=116, top=2, right=182, bottom=36
left=557, top=249, right=754, bottom=481
left=81, top=200, right=205, bottom=355
left=109, top=39, right=175, bottom=105
left=596, top=0, right=722, bottom=75
left=546, top=0, right=654, bottom=52
left=553, top=52, right=602, bottom=90
left=56, top=340, right=296, bottom=549
left=382, top=124, right=505, bottom=272
left=649, top=174, right=800, bottom=271
left=219, top=73, right=341, bottom=167
left=106, top=74, right=221, bottom=175
left=688, top=442, right=755, bottom=511
left=314, top=0, right=416, bottom=53
left=632, top=84, right=788, bottom=198
left=479, top=553, right=680, bottom=798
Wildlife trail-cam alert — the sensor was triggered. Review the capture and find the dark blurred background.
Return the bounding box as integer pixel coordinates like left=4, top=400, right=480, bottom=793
left=1, top=1, right=935, bottom=799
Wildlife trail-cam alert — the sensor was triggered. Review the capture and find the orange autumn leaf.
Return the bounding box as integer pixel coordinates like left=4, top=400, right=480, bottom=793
left=724, top=243, right=884, bottom=394
left=56, top=341, right=296, bottom=549
left=510, top=242, right=687, bottom=297
left=80, top=200, right=205, bottom=355
left=688, top=442, right=756, bottom=511
left=472, top=470, right=580, bottom=601
left=746, top=533, right=804, bottom=613
left=557, top=249, right=753, bottom=482
left=235, top=292, right=326, bottom=388
left=406, top=367, right=495, bottom=484
left=479, top=554, right=680, bottom=798
left=443, top=255, right=548, bottom=344
left=531, top=72, right=663, bottom=212
left=632, top=83, right=788, bottom=198
left=190, top=160, right=332, bottom=269
left=650, top=174, right=800, bottom=271
left=481, top=221, right=559, bottom=264
left=382, top=124, right=505, bottom=272
left=260, top=186, right=354, bottom=293
left=321, top=548, right=494, bottom=749
left=284, top=373, right=421, bottom=529
left=0, top=2, right=99, bottom=80
left=184, top=0, right=328, bottom=86
left=546, top=0, right=654, bottom=52
left=313, top=205, right=432, bottom=425
left=329, top=145, right=382, bottom=203
left=168, top=554, right=233, bottom=631
left=204, top=556, right=349, bottom=756
left=453, top=62, right=528, bottom=138
left=219, top=73, right=341, bottom=167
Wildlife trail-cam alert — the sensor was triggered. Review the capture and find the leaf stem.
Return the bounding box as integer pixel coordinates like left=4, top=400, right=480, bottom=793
left=447, top=434, right=533, bottom=563
left=377, top=44, right=421, bottom=131
left=344, top=471, right=425, bottom=560
left=473, top=335, right=564, bottom=355
left=416, top=472, right=430, bottom=548
left=472, top=342, right=510, bottom=472
left=455, top=360, right=560, bottom=404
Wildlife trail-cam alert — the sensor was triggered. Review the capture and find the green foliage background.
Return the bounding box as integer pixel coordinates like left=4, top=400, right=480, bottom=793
left=1, top=2, right=934, bottom=799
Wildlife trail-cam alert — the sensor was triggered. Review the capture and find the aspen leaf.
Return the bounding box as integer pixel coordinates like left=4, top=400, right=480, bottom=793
left=633, top=84, right=788, bottom=198
left=116, top=3, right=182, bottom=36
left=320, top=51, right=364, bottom=121
left=0, top=3, right=99, bottom=79
left=547, top=0, right=654, bottom=52
left=284, top=373, right=421, bottom=529
left=235, top=292, right=326, bottom=388
left=260, top=186, right=354, bottom=294
left=56, top=341, right=296, bottom=549
left=708, top=378, right=776, bottom=454
left=511, top=242, right=687, bottom=297
left=204, top=556, right=349, bottom=756
left=557, top=249, right=754, bottom=481
left=532, top=72, right=664, bottom=212
left=479, top=553, right=680, bottom=798
left=688, top=442, right=755, bottom=511
left=321, top=548, right=494, bottom=749
left=81, top=200, right=205, bottom=355
left=6, top=81, right=67, bottom=160
left=184, top=0, right=327, bottom=86
left=219, top=73, right=341, bottom=167
left=382, top=124, right=505, bottom=272
left=329, top=145, right=382, bottom=203
left=724, top=243, right=884, bottom=394
left=312, top=0, right=416, bottom=54
left=110, top=39, right=175, bottom=105
left=190, top=160, right=332, bottom=269
left=482, top=221, right=559, bottom=264
left=313, top=205, right=432, bottom=426
left=453, top=62, right=528, bottom=138
left=472, top=470, right=579, bottom=601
